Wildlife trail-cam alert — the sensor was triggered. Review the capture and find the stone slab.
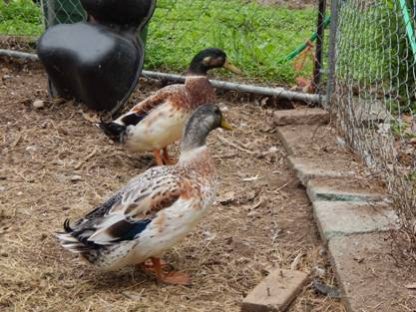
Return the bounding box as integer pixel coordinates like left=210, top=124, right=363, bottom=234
left=312, top=201, right=397, bottom=241
left=277, top=125, right=324, bottom=156
left=242, top=269, right=309, bottom=312
left=307, top=177, right=387, bottom=203
left=273, top=108, right=329, bottom=126
left=276, top=126, right=298, bottom=156
left=329, top=233, right=416, bottom=311
left=277, top=125, right=340, bottom=157
left=288, top=156, right=358, bottom=185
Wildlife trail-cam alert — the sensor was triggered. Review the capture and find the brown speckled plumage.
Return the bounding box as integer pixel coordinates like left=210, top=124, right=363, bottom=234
left=132, top=76, right=215, bottom=115
left=57, top=105, right=226, bottom=271
left=99, top=48, right=237, bottom=160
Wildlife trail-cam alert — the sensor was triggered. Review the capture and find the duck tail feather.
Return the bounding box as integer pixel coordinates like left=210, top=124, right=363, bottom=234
left=97, top=122, right=126, bottom=143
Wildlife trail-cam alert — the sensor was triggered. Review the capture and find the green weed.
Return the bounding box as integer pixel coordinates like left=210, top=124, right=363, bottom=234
left=0, top=0, right=42, bottom=36
left=146, top=0, right=316, bottom=83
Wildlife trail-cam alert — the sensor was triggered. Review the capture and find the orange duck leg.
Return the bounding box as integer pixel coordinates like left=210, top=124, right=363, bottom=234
left=146, top=257, right=191, bottom=286
left=162, top=146, right=176, bottom=165
left=153, top=149, right=164, bottom=166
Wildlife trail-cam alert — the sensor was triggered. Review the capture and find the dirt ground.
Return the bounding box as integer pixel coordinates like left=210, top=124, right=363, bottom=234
left=0, top=59, right=344, bottom=312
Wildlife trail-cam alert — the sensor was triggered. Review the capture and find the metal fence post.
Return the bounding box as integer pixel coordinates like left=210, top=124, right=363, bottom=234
left=326, top=0, right=339, bottom=110
left=40, top=0, right=46, bottom=30
left=313, top=0, right=327, bottom=97
left=46, top=0, right=55, bottom=27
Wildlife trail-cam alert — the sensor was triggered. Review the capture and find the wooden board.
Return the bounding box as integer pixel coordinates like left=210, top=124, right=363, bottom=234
left=242, top=269, right=309, bottom=312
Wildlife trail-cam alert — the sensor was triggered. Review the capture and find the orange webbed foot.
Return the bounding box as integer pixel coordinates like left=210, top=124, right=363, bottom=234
left=159, top=271, right=192, bottom=286
left=143, top=257, right=191, bottom=286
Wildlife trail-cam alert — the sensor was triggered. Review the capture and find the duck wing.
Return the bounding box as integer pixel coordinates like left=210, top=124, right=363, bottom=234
left=99, top=84, right=185, bottom=141
left=117, top=84, right=185, bottom=129
left=58, top=166, right=187, bottom=251
left=129, top=84, right=184, bottom=117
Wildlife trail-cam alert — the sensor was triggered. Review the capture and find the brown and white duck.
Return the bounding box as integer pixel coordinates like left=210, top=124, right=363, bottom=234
left=99, top=48, right=241, bottom=165
left=58, top=104, right=232, bottom=285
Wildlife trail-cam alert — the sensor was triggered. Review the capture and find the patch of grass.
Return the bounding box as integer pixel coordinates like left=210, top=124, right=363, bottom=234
left=146, top=0, right=316, bottom=83
left=0, top=0, right=318, bottom=84
left=0, top=0, right=43, bottom=36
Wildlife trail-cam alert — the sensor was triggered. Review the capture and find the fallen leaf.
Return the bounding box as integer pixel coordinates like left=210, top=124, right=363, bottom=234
left=242, top=175, right=259, bottom=182
left=82, top=112, right=100, bottom=123
left=405, top=283, right=416, bottom=289
left=313, top=279, right=342, bottom=299
left=218, top=191, right=236, bottom=205
left=33, top=99, right=44, bottom=109
left=353, top=256, right=365, bottom=263
left=70, top=175, right=82, bottom=182
left=402, top=114, right=413, bottom=124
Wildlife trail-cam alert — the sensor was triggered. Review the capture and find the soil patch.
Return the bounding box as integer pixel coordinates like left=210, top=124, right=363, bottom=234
left=0, top=60, right=344, bottom=311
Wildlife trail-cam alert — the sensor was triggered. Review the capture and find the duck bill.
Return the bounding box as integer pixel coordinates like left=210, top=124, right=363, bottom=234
left=220, top=117, right=233, bottom=130
left=223, top=60, right=242, bottom=75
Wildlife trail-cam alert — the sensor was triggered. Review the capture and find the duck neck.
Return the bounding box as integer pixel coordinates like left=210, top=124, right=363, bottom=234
left=184, top=75, right=211, bottom=90
left=179, top=120, right=215, bottom=171
left=184, top=76, right=215, bottom=109
left=180, top=125, right=210, bottom=153
left=179, top=145, right=208, bottom=163
left=178, top=145, right=215, bottom=179
left=187, top=61, right=209, bottom=76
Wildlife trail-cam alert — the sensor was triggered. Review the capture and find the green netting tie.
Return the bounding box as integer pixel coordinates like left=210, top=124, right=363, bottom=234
left=279, top=15, right=331, bottom=64
left=399, top=0, right=416, bottom=57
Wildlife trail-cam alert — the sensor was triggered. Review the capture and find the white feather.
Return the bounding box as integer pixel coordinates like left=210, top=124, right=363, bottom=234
left=87, top=214, right=125, bottom=245
left=124, top=103, right=189, bottom=151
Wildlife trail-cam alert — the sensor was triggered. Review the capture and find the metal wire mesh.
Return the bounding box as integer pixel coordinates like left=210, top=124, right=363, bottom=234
left=40, top=0, right=86, bottom=26
left=331, top=0, right=416, bottom=256
left=0, top=0, right=326, bottom=87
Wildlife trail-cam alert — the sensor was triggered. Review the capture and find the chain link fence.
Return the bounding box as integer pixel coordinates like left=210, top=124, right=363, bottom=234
left=0, top=0, right=327, bottom=88
left=40, top=0, right=85, bottom=26
left=330, top=0, right=416, bottom=257
left=3, top=0, right=416, bottom=258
